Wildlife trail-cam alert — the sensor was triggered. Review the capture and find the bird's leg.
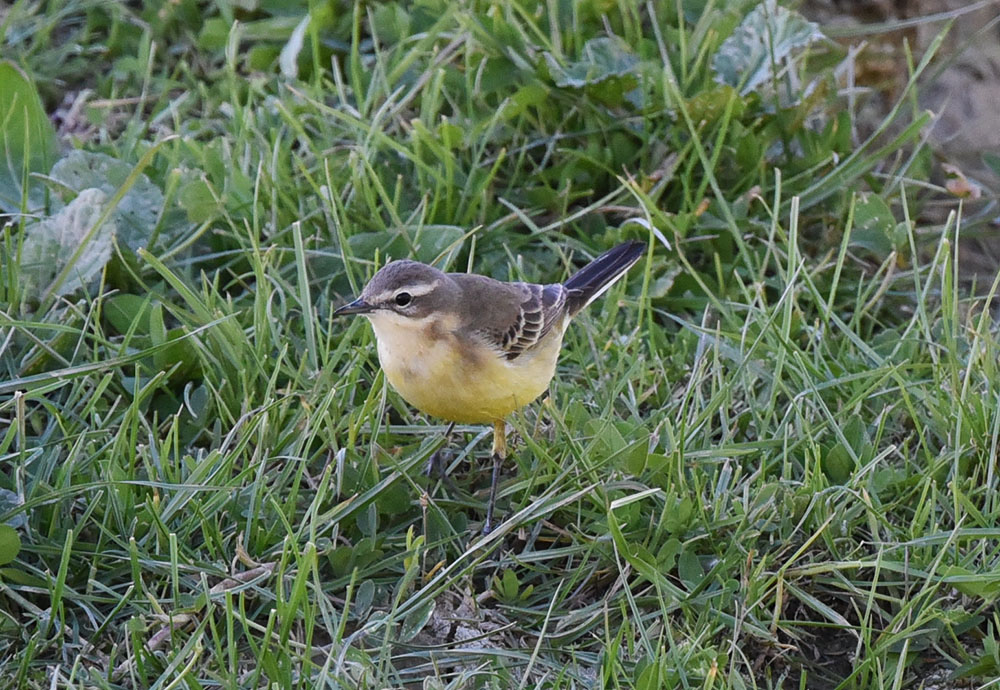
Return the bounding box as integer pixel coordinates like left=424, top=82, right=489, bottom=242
left=483, top=419, right=507, bottom=534
left=425, top=421, right=457, bottom=478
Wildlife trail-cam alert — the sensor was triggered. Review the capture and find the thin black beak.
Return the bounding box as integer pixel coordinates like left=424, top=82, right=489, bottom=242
left=333, top=297, right=375, bottom=316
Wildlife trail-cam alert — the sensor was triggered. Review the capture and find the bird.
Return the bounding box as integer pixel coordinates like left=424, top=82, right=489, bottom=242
left=334, top=240, right=646, bottom=533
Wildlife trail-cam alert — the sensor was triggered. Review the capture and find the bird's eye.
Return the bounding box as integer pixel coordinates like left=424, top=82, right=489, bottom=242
left=394, top=292, right=412, bottom=307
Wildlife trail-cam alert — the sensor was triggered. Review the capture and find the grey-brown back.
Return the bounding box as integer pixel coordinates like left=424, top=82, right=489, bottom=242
left=449, top=273, right=567, bottom=360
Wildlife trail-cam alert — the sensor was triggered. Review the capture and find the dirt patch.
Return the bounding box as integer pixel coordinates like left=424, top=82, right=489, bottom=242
left=802, top=0, right=1000, bottom=277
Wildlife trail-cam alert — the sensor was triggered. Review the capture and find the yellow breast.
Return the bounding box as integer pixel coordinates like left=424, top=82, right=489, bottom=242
left=366, top=311, right=564, bottom=423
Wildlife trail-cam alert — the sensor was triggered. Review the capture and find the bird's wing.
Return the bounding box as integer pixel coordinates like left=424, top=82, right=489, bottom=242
left=496, top=283, right=567, bottom=359
left=451, top=275, right=568, bottom=360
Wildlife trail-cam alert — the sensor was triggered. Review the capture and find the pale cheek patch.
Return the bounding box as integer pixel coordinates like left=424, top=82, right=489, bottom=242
left=369, top=311, right=436, bottom=329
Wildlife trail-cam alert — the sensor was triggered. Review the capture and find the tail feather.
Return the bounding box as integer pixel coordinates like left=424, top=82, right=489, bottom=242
left=564, top=241, right=646, bottom=315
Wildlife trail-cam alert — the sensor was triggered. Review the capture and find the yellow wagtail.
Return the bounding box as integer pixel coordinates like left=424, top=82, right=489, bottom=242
left=334, top=240, right=646, bottom=532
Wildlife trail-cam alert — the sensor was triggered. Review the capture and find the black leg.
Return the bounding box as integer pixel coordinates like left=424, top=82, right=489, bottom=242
left=483, top=420, right=506, bottom=534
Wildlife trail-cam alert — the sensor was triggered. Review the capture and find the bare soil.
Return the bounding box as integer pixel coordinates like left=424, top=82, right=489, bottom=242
left=802, top=0, right=1000, bottom=278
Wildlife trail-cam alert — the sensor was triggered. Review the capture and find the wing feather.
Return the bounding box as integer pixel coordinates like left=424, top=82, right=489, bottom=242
left=499, top=284, right=567, bottom=360
left=449, top=274, right=569, bottom=360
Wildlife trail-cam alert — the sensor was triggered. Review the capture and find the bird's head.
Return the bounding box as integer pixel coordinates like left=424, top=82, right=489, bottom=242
left=334, top=260, right=456, bottom=322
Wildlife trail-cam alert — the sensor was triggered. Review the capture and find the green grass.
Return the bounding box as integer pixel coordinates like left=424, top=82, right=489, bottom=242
left=2, top=0, right=999, bottom=688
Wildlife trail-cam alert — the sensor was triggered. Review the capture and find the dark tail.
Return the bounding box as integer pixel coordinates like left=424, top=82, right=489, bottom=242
left=564, top=241, right=646, bottom=316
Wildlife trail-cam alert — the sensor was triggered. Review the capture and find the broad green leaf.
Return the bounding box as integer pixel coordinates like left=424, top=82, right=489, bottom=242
left=356, top=503, right=378, bottom=538
left=544, top=37, right=638, bottom=89
left=21, top=188, right=116, bottom=302
left=646, top=453, right=669, bottom=474
left=623, top=437, right=649, bottom=475
left=103, top=293, right=154, bottom=336
left=0, top=60, right=58, bottom=212
left=0, top=568, right=45, bottom=587
left=0, top=525, right=20, bottom=565
left=197, top=18, right=231, bottom=52
left=247, top=44, right=281, bottom=71
left=822, top=443, right=855, bottom=484
left=399, top=599, right=435, bottom=642
left=587, top=418, right=627, bottom=459
left=493, top=569, right=522, bottom=602
left=635, top=659, right=660, bottom=690
left=657, top=538, right=681, bottom=570
left=49, top=150, right=162, bottom=251
left=414, top=225, right=465, bottom=264
left=347, top=232, right=408, bottom=262
left=437, top=120, right=464, bottom=150
left=851, top=194, right=896, bottom=256
left=685, top=84, right=742, bottom=123
left=355, top=579, right=375, bottom=618
left=503, top=84, right=549, bottom=119
left=843, top=414, right=873, bottom=460
left=663, top=496, right=693, bottom=534
left=677, top=547, right=704, bottom=589
left=328, top=547, right=353, bottom=577
left=712, top=0, right=823, bottom=95
left=371, top=3, right=411, bottom=44
left=178, top=176, right=219, bottom=223
left=941, top=565, right=1000, bottom=599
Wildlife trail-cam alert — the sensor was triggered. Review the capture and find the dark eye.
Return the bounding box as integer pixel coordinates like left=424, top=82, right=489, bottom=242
left=394, top=292, right=412, bottom=307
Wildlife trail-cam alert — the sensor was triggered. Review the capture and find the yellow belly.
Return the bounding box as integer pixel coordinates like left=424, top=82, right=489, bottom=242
left=368, top=313, right=563, bottom=423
